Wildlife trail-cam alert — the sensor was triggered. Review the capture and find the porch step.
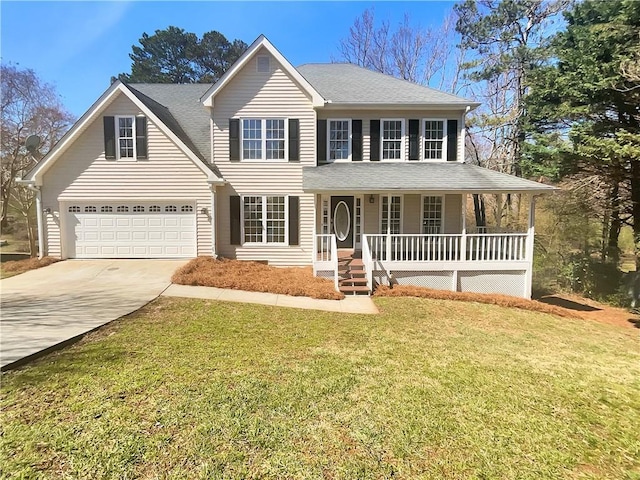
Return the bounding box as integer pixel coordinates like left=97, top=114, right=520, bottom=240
left=339, top=285, right=371, bottom=295
left=339, top=276, right=368, bottom=286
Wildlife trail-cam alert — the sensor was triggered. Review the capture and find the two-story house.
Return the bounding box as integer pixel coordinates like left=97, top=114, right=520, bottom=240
left=21, top=35, right=554, bottom=298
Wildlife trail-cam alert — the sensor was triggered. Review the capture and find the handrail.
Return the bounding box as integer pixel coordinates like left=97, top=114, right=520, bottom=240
left=361, top=234, right=374, bottom=291
left=330, top=234, right=338, bottom=291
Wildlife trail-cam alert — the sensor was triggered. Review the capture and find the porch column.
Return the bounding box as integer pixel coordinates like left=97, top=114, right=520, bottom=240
left=524, top=194, right=536, bottom=299
left=461, top=193, right=467, bottom=261
left=210, top=185, right=217, bottom=258
left=313, top=193, right=318, bottom=273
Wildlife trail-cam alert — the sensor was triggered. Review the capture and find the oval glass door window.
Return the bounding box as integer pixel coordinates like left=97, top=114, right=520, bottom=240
left=333, top=201, right=351, bottom=241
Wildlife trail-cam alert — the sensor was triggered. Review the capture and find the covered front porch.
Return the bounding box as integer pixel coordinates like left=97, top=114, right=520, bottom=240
left=303, top=163, right=556, bottom=299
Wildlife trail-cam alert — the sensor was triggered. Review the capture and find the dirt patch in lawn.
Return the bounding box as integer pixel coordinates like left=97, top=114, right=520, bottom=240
left=0, top=256, right=59, bottom=279
left=374, top=285, right=580, bottom=319
left=172, top=257, right=345, bottom=300
left=539, top=293, right=640, bottom=330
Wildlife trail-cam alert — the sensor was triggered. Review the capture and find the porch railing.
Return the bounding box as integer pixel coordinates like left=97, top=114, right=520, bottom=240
left=313, top=233, right=339, bottom=290
left=364, top=233, right=528, bottom=263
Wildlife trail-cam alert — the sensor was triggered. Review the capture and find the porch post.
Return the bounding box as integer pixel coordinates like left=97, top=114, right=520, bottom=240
left=461, top=193, right=467, bottom=261
left=524, top=194, right=536, bottom=299
left=312, top=193, right=317, bottom=274
left=210, top=185, right=217, bottom=258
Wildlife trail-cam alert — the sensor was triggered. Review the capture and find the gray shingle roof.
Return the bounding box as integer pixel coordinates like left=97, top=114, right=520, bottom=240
left=125, top=83, right=221, bottom=177
left=302, top=162, right=556, bottom=193
left=297, top=63, right=479, bottom=107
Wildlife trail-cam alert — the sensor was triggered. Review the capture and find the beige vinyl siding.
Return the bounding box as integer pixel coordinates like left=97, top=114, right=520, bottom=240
left=444, top=194, right=462, bottom=234
left=403, top=194, right=421, bottom=234
left=317, top=109, right=465, bottom=163
left=43, top=206, right=61, bottom=257
left=212, top=48, right=316, bottom=266
left=41, top=92, right=212, bottom=258
left=363, top=195, right=380, bottom=234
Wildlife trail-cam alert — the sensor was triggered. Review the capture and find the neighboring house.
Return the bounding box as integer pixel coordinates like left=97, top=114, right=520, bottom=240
left=21, top=35, right=554, bottom=298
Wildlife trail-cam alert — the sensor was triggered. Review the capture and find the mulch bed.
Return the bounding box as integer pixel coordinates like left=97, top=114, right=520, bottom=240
left=172, top=257, right=344, bottom=300
left=374, top=284, right=581, bottom=319
left=1, top=256, right=59, bottom=275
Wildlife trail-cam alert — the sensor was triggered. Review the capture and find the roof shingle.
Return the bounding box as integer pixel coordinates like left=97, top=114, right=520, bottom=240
left=297, top=63, right=479, bottom=107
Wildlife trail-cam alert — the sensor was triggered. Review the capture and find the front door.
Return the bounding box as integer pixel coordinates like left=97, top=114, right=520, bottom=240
left=331, top=196, right=354, bottom=248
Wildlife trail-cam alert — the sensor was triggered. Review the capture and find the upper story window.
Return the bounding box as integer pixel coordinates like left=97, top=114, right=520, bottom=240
left=117, top=116, right=135, bottom=159
left=381, top=119, right=405, bottom=160
left=423, top=119, right=446, bottom=160
left=328, top=119, right=351, bottom=161
left=241, top=119, right=287, bottom=161
left=104, top=115, right=147, bottom=161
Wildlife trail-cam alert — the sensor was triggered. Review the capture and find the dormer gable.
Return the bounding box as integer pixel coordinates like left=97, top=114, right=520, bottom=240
left=200, top=35, right=325, bottom=108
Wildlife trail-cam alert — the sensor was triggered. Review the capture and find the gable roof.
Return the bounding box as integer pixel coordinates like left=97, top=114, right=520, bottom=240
left=298, top=63, right=479, bottom=109
left=24, top=81, right=223, bottom=184
left=302, top=162, right=556, bottom=194
left=201, top=35, right=325, bottom=108
left=125, top=84, right=212, bottom=163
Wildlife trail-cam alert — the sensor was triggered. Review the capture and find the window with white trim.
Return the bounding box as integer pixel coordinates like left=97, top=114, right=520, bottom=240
left=101, top=206, right=113, bottom=213
left=381, top=196, right=402, bottom=234
left=422, top=196, right=443, bottom=234
left=423, top=119, right=445, bottom=160
left=181, top=205, right=193, bottom=213
left=149, top=205, right=161, bottom=212
left=241, top=119, right=286, bottom=160
left=116, top=116, right=135, bottom=159
left=381, top=119, right=404, bottom=160
left=117, top=205, right=129, bottom=213
left=328, top=119, right=350, bottom=161
left=84, top=206, right=97, bottom=213
left=69, top=206, right=80, bottom=213
left=243, top=195, right=287, bottom=244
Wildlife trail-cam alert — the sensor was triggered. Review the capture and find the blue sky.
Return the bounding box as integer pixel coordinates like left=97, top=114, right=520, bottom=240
left=1, top=1, right=455, bottom=118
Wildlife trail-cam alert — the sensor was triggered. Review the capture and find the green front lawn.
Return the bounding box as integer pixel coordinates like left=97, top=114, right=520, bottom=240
left=1, top=298, right=639, bottom=479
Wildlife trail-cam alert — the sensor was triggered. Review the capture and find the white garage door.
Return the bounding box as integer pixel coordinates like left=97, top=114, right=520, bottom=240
left=65, top=202, right=197, bottom=258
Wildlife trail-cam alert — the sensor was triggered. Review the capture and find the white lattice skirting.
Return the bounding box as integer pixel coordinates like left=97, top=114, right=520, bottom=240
left=381, top=269, right=528, bottom=298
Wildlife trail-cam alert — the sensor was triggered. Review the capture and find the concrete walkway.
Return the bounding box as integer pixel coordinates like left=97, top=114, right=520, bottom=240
left=1, top=259, right=187, bottom=369
left=162, top=284, right=379, bottom=314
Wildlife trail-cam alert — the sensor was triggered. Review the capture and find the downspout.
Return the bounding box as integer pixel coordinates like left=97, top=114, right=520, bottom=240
left=26, top=183, right=45, bottom=259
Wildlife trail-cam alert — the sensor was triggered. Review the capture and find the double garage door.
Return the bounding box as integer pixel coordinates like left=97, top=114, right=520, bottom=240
left=65, top=202, right=197, bottom=259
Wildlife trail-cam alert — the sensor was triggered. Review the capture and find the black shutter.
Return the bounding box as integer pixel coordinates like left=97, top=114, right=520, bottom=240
left=317, top=119, right=327, bottom=163
left=288, top=119, right=299, bottom=162
left=447, top=119, right=458, bottom=162
left=288, top=196, right=299, bottom=246
left=352, top=120, right=362, bottom=161
left=370, top=119, right=380, bottom=161
left=230, top=195, right=241, bottom=245
left=408, top=119, right=419, bottom=161
left=136, top=116, right=147, bottom=159
left=229, top=119, right=240, bottom=161
left=104, top=116, right=115, bottom=159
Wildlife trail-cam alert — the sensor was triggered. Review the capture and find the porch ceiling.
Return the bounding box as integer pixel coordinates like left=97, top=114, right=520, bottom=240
left=302, top=163, right=557, bottom=194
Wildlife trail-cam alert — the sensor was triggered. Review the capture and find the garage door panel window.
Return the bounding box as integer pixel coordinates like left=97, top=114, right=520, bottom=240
left=84, top=206, right=96, bottom=213
left=149, top=205, right=161, bottom=212
left=69, top=206, right=80, bottom=213
left=117, top=206, right=129, bottom=213
left=165, top=205, right=177, bottom=212
left=181, top=205, right=193, bottom=213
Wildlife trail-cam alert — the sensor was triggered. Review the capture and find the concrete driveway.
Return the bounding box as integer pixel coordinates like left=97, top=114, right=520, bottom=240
left=0, top=259, right=187, bottom=369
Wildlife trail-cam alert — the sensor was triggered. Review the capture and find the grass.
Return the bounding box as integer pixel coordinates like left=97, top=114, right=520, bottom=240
left=1, top=297, right=639, bottom=479
left=0, top=256, right=59, bottom=279
left=173, top=256, right=344, bottom=300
